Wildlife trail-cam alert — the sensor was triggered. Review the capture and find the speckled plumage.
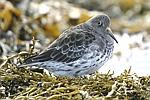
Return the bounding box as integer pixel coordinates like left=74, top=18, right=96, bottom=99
left=22, top=14, right=118, bottom=77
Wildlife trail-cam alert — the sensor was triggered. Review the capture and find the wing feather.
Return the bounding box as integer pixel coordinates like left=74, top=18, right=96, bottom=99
left=24, top=24, right=96, bottom=64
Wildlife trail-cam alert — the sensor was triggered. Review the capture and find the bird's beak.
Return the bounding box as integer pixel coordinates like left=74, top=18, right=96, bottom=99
left=105, top=27, right=118, bottom=43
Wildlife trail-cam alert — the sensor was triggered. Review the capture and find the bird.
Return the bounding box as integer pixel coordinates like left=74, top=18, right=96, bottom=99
left=22, top=14, right=118, bottom=78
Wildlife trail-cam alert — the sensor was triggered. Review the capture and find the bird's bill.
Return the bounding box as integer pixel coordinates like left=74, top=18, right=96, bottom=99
left=106, top=27, right=118, bottom=43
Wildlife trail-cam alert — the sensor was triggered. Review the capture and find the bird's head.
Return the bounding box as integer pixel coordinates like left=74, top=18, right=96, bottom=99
left=85, top=14, right=118, bottom=43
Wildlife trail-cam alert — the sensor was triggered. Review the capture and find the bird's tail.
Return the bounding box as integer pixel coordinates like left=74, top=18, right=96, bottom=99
left=18, top=55, right=38, bottom=67
left=18, top=63, right=35, bottom=67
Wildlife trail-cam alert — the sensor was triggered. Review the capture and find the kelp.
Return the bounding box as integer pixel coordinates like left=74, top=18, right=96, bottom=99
left=0, top=38, right=150, bottom=100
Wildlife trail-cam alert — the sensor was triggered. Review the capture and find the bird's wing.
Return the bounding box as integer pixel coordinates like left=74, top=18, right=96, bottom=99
left=24, top=24, right=96, bottom=64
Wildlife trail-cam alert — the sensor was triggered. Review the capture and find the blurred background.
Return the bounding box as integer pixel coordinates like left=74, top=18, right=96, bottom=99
left=0, top=0, right=150, bottom=76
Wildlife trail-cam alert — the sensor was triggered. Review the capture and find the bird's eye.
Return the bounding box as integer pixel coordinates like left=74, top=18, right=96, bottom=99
left=97, top=21, right=103, bottom=26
